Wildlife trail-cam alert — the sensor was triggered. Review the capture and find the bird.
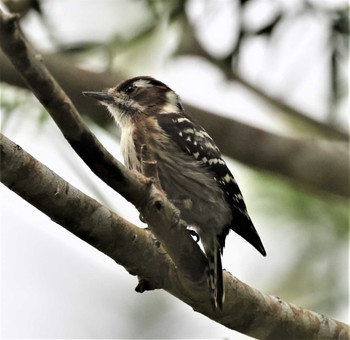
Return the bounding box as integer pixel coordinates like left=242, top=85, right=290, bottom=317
left=83, top=76, right=266, bottom=310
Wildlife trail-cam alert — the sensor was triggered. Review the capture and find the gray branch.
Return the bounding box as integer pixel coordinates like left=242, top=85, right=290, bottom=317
left=0, top=11, right=206, bottom=288
left=1, top=132, right=349, bottom=339
left=0, top=37, right=349, bottom=199
left=177, top=10, right=349, bottom=141
left=0, top=10, right=349, bottom=338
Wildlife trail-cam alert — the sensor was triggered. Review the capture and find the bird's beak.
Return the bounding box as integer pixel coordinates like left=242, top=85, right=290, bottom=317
left=82, top=91, right=113, bottom=102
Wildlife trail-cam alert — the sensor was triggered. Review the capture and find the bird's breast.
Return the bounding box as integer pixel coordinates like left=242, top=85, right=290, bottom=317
left=120, top=124, right=139, bottom=170
left=120, top=121, right=231, bottom=234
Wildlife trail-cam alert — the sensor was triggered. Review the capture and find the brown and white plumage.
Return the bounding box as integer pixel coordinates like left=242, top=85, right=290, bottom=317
left=83, top=76, right=266, bottom=309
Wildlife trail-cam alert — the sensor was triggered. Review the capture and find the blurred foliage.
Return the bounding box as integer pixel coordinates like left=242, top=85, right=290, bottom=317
left=123, top=1, right=348, bottom=122
left=7, top=0, right=346, bottom=124
left=2, top=0, right=42, bottom=16
left=24, top=0, right=346, bottom=139
left=1, top=0, right=348, bottom=327
left=255, top=170, right=349, bottom=238
left=250, top=168, right=348, bottom=316
left=0, top=84, right=123, bottom=210
left=0, top=84, right=49, bottom=130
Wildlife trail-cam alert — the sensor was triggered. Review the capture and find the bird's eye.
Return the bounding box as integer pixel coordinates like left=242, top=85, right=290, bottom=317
left=124, top=85, right=135, bottom=94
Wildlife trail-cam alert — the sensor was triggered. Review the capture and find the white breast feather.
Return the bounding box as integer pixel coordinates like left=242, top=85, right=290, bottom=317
left=120, top=124, right=138, bottom=170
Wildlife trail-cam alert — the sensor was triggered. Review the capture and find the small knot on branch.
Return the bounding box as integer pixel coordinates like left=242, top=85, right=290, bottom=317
left=140, top=144, right=161, bottom=190
left=135, top=276, right=162, bottom=293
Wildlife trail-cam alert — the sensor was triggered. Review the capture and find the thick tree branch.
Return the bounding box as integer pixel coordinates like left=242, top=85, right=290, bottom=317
left=0, top=131, right=200, bottom=301
left=0, top=12, right=144, bottom=205
left=0, top=10, right=207, bottom=289
left=0, top=50, right=120, bottom=126
left=1, top=12, right=349, bottom=337
left=1, top=133, right=349, bottom=339
left=0, top=133, right=173, bottom=286
left=1, top=48, right=348, bottom=199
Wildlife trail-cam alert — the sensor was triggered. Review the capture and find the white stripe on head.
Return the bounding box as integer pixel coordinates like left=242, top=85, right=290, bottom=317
left=160, top=91, right=181, bottom=114
left=133, top=79, right=152, bottom=88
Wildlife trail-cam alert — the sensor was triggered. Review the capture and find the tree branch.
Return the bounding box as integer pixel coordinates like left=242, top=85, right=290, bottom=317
left=1, top=48, right=348, bottom=199
left=1, top=132, right=349, bottom=339
left=178, top=11, right=349, bottom=142
left=0, top=12, right=145, bottom=205
left=0, top=10, right=207, bottom=289
left=0, top=133, right=172, bottom=286
left=1, top=12, right=349, bottom=336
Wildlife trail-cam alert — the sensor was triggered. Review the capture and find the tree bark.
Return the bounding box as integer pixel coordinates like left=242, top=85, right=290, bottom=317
left=1, top=10, right=349, bottom=339
left=1, top=132, right=349, bottom=339
left=0, top=26, right=348, bottom=199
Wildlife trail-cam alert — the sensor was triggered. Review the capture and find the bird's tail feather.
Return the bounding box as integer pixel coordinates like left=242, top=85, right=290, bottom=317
left=206, top=241, right=224, bottom=310
left=232, top=212, right=267, bottom=257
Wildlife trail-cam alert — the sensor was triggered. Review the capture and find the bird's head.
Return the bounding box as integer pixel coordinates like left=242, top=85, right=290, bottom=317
left=83, top=76, right=183, bottom=127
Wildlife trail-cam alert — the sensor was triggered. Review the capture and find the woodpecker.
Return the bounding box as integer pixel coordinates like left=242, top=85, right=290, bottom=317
left=83, top=76, right=266, bottom=310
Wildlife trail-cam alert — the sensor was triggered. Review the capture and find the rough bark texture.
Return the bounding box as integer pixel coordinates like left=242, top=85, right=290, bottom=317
left=0, top=28, right=348, bottom=199
left=1, top=133, right=349, bottom=340
left=1, top=10, right=349, bottom=339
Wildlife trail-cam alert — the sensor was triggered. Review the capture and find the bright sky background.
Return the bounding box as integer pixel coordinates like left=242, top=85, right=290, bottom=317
left=0, top=0, right=348, bottom=338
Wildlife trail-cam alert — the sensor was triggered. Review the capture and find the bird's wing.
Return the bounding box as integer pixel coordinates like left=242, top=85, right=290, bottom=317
left=156, top=112, right=248, bottom=214
left=157, top=112, right=266, bottom=256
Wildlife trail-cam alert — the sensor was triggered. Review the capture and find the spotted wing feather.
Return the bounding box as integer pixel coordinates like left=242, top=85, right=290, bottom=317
left=157, top=112, right=266, bottom=256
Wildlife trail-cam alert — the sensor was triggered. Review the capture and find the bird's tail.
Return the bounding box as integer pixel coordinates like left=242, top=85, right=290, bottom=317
left=205, top=241, right=224, bottom=310
left=232, top=211, right=267, bottom=257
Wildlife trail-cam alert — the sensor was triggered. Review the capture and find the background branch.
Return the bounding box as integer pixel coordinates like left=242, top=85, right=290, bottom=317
left=177, top=4, right=349, bottom=141
left=183, top=45, right=349, bottom=142
left=1, top=132, right=349, bottom=339
left=0, top=10, right=208, bottom=288
left=1, top=3, right=348, bottom=339
left=1, top=48, right=348, bottom=199
left=0, top=13, right=148, bottom=206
